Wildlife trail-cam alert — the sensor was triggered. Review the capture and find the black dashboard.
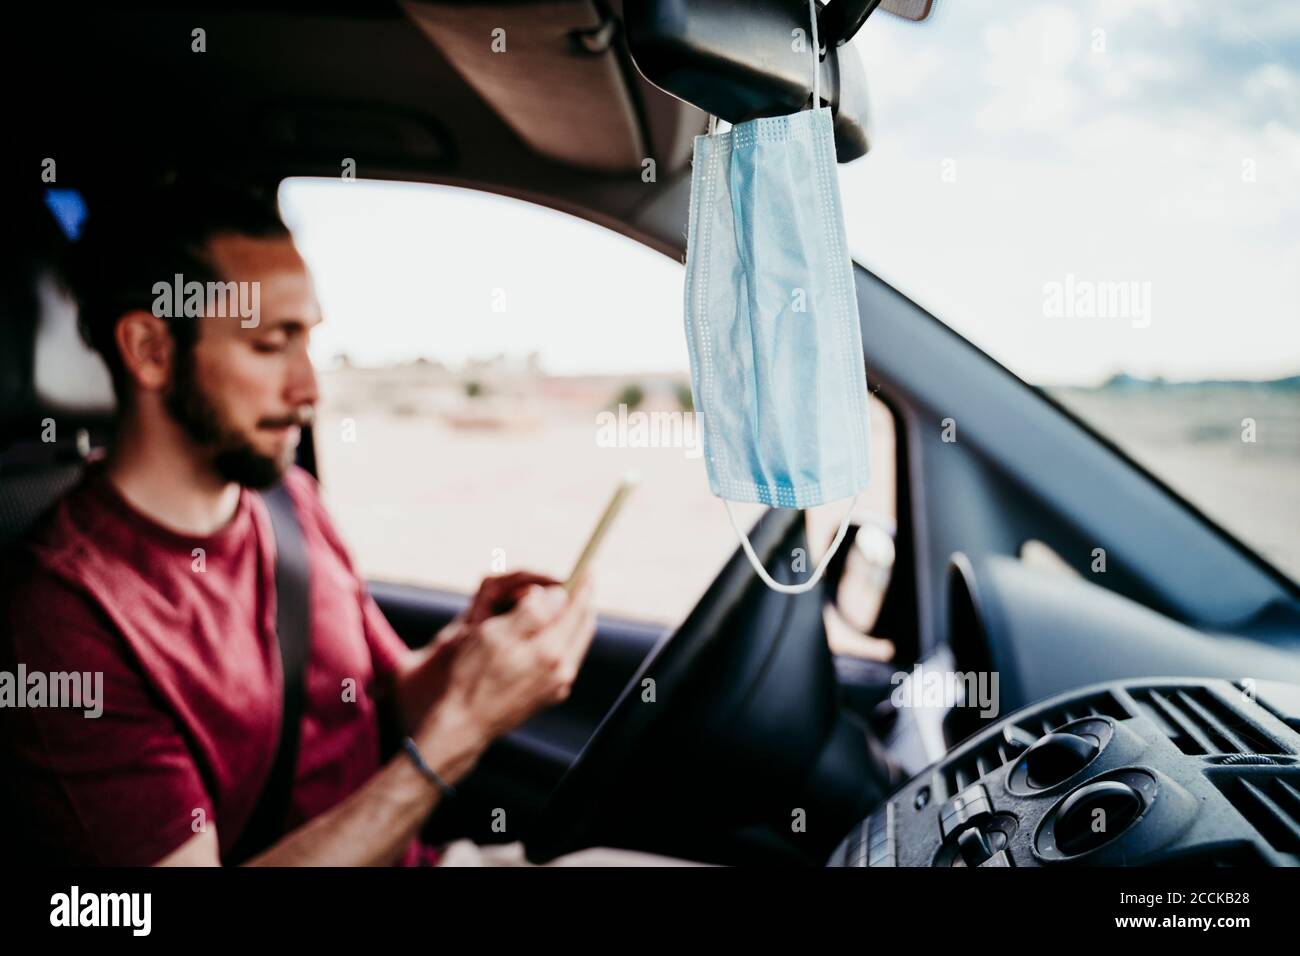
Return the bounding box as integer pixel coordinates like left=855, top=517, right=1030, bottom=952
left=830, top=677, right=1300, bottom=867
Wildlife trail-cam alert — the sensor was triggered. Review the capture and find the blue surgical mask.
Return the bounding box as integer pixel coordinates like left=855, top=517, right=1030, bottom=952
left=683, top=0, right=871, bottom=594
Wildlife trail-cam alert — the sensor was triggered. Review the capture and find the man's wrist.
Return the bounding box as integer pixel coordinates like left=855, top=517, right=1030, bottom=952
left=413, top=700, right=488, bottom=786
left=402, top=737, right=458, bottom=797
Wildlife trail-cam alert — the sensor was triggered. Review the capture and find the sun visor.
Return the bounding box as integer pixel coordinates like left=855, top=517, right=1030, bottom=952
left=403, top=1, right=648, bottom=173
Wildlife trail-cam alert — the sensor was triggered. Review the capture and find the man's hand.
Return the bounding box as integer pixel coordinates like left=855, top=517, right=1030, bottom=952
left=390, top=571, right=565, bottom=734
left=460, top=571, right=561, bottom=629
left=415, top=577, right=597, bottom=750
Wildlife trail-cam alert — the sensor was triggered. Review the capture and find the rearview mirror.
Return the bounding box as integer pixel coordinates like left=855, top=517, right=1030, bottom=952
left=624, top=0, right=872, bottom=162
left=879, top=0, right=936, bottom=22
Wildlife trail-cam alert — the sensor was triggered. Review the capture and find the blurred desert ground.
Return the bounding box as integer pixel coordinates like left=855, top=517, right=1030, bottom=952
left=313, top=358, right=895, bottom=627
left=314, top=359, right=1299, bottom=629
left=1048, top=377, right=1300, bottom=582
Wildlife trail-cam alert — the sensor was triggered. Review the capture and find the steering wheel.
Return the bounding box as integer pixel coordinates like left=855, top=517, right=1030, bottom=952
left=524, top=508, right=890, bottom=864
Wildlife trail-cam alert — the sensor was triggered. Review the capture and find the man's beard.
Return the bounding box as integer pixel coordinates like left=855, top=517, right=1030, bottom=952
left=164, top=348, right=297, bottom=490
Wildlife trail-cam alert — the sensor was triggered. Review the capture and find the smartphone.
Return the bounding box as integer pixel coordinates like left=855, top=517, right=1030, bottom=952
left=564, top=471, right=639, bottom=591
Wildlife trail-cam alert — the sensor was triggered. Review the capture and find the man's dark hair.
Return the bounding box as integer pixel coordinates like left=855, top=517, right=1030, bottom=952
left=72, top=177, right=290, bottom=400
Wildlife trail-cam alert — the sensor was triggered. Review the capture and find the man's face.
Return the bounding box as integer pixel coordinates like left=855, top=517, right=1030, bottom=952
left=165, top=234, right=322, bottom=488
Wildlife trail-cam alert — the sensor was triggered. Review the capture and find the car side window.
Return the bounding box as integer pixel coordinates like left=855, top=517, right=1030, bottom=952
left=279, top=177, right=897, bottom=636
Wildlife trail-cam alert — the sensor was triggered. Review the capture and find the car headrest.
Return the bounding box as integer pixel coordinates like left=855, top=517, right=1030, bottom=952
left=0, top=191, right=115, bottom=442
left=31, top=271, right=115, bottom=417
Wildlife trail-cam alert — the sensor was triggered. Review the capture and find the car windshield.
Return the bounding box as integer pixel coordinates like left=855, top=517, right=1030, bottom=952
left=841, top=0, right=1300, bottom=582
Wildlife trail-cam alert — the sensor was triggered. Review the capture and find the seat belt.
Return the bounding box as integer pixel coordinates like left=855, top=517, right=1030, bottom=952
left=230, top=481, right=312, bottom=864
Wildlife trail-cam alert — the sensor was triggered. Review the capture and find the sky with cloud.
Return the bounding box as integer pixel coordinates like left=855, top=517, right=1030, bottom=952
left=283, top=0, right=1299, bottom=387
left=842, top=0, right=1300, bottom=384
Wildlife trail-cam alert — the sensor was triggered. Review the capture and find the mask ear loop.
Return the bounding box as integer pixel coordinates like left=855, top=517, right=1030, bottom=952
left=723, top=495, right=859, bottom=595
left=808, top=0, right=821, bottom=109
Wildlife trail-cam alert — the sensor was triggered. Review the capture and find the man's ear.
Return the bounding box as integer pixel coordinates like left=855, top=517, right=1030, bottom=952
left=114, top=309, right=176, bottom=393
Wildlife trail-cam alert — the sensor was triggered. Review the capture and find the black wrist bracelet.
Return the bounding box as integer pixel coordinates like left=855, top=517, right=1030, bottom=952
left=402, top=736, right=457, bottom=799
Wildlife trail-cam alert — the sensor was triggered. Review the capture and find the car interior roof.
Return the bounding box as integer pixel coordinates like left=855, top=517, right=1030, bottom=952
left=4, top=1, right=703, bottom=253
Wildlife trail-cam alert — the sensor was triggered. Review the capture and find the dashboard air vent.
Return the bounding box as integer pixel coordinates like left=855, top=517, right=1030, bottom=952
left=942, top=691, right=1128, bottom=794
left=1028, top=690, right=1130, bottom=736
left=1132, top=686, right=1288, bottom=756
left=1212, top=771, right=1300, bottom=854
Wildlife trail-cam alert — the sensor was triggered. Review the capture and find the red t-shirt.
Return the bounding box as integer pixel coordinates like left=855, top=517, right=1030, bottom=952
left=0, top=465, right=436, bottom=865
